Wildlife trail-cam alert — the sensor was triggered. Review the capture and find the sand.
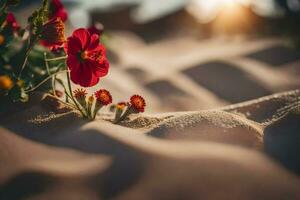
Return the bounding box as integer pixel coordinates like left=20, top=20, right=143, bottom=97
left=0, top=90, right=300, bottom=199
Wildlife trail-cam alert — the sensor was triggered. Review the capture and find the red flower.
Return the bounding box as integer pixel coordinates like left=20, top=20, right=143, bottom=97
left=130, top=95, right=146, bottom=113
left=49, top=0, right=68, bottom=22
left=95, top=89, right=112, bottom=105
left=40, top=18, right=65, bottom=51
left=5, top=12, right=20, bottom=31
left=65, top=28, right=109, bottom=87
left=41, top=18, right=65, bottom=45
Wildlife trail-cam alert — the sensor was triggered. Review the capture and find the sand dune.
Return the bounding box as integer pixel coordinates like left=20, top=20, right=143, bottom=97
left=1, top=90, right=300, bottom=199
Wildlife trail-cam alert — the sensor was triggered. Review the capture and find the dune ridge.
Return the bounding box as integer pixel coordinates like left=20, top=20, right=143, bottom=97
left=0, top=90, right=300, bottom=199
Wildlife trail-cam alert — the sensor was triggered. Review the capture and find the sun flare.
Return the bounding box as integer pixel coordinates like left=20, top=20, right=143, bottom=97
left=222, top=0, right=236, bottom=5
left=188, top=0, right=243, bottom=23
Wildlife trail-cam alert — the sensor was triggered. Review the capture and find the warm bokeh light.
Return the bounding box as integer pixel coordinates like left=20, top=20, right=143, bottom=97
left=222, top=0, right=236, bottom=5
left=187, top=0, right=257, bottom=35
left=187, top=0, right=251, bottom=23
left=212, top=0, right=257, bottom=35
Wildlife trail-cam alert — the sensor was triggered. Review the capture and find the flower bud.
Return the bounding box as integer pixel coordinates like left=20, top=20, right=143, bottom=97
left=93, top=89, right=112, bottom=119
left=87, top=95, right=95, bottom=118
left=114, top=102, right=127, bottom=123
left=74, top=88, right=87, bottom=108
left=114, top=95, right=146, bottom=123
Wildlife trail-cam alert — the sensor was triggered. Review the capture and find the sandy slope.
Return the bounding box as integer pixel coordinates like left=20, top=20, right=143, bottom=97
left=0, top=90, right=300, bottom=199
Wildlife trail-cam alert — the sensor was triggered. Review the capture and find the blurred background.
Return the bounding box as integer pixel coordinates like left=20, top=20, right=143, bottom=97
left=13, top=0, right=300, bottom=112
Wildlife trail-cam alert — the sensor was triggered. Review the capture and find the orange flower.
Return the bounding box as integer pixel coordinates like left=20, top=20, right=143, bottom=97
left=94, top=89, right=112, bottom=106
left=0, top=75, right=14, bottom=90
left=130, top=95, right=146, bottom=113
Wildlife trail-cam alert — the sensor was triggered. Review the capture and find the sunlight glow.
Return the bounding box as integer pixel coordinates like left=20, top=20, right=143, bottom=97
left=222, top=0, right=236, bottom=5
left=187, top=0, right=250, bottom=23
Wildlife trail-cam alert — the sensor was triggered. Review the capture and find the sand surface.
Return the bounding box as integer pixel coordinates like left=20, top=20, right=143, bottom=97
left=1, top=90, right=300, bottom=200
left=5, top=6, right=300, bottom=199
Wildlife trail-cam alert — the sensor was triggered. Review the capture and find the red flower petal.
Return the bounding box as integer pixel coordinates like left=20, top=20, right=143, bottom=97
left=72, top=28, right=90, bottom=50
left=70, top=63, right=99, bottom=87
left=6, top=12, right=20, bottom=31
left=65, top=36, right=82, bottom=55
left=86, top=58, right=109, bottom=77
left=51, top=0, right=64, bottom=9
left=87, top=34, right=100, bottom=51
left=50, top=0, right=68, bottom=21
left=91, top=44, right=106, bottom=56
left=66, top=55, right=80, bottom=70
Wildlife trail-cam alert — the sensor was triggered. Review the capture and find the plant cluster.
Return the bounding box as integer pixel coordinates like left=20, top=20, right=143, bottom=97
left=0, top=0, right=146, bottom=121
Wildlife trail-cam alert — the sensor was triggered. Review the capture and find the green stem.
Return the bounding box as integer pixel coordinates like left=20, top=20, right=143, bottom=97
left=18, top=35, right=37, bottom=78
left=93, top=103, right=103, bottom=120
left=114, top=106, right=132, bottom=124
left=56, top=78, right=72, bottom=99
left=25, top=70, right=67, bottom=93
left=44, top=52, right=57, bottom=97
left=45, top=56, right=67, bottom=62
left=114, top=108, right=123, bottom=123
left=66, top=71, right=87, bottom=118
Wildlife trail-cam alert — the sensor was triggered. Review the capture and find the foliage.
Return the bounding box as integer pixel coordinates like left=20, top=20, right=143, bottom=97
left=0, top=0, right=146, bottom=121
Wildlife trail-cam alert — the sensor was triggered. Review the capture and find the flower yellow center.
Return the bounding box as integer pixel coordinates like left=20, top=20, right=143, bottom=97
left=0, top=35, right=5, bottom=45
left=0, top=75, right=14, bottom=90
left=80, top=51, right=88, bottom=60
left=99, top=92, right=109, bottom=102
left=134, top=99, right=144, bottom=108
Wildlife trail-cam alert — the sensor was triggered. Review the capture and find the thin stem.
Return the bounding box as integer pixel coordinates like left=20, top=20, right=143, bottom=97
left=18, top=50, right=30, bottom=78
left=18, top=35, right=37, bottom=78
left=93, top=104, right=103, bottom=120
left=44, top=53, right=51, bottom=74
left=25, top=70, right=67, bottom=93
left=66, top=71, right=87, bottom=118
left=44, top=52, right=57, bottom=97
left=114, top=106, right=132, bottom=124
left=45, top=56, right=67, bottom=62
left=56, top=78, right=72, bottom=99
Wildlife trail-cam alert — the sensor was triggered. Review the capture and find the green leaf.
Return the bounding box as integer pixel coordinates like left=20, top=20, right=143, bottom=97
left=28, top=0, right=49, bottom=35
